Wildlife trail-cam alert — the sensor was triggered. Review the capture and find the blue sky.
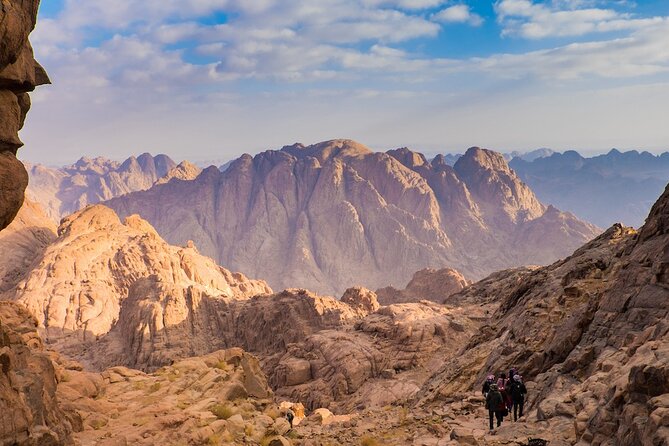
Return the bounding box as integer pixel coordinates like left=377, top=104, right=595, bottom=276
left=20, top=0, right=669, bottom=165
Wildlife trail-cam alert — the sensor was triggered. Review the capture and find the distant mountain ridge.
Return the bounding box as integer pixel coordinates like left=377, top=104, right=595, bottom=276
left=510, top=148, right=669, bottom=228
left=26, top=153, right=202, bottom=221
left=105, top=139, right=599, bottom=295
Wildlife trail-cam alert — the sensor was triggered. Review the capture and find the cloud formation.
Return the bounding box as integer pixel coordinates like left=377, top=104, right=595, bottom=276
left=21, top=0, right=669, bottom=165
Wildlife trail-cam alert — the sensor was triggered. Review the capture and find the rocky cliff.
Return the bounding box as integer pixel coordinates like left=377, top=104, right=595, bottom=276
left=416, top=183, right=669, bottom=445
left=26, top=153, right=202, bottom=222
left=106, top=139, right=599, bottom=295
left=376, top=267, right=470, bottom=305
left=0, top=0, right=49, bottom=230
left=3, top=205, right=271, bottom=360
left=0, top=198, right=56, bottom=293
left=0, top=302, right=77, bottom=445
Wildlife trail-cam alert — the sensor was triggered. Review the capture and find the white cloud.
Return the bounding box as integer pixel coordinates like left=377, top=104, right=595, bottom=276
left=474, top=19, right=669, bottom=79
left=433, top=4, right=484, bottom=26
left=495, top=0, right=661, bottom=39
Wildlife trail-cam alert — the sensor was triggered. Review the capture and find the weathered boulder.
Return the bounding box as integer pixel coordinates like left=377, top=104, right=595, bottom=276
left=0, top=0, right=49, bottom=230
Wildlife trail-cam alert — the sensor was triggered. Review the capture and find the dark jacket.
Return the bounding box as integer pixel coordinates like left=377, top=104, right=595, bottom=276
left=510, top=381, right=527, bottom=402
left=485, top=390, right=504, bottom=411
left=482, top=381, right=491, bottom=395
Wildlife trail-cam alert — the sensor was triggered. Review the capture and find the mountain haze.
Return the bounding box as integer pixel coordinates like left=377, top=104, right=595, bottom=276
left=26, top=153, right=202, bottom=221
left=106, top=139, right=599, bottom=295
left=510, top=149, right=669, bottom=228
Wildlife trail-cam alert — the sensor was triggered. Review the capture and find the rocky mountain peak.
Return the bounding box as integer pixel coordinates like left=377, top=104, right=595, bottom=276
left=638, top=183, right=669, bottom=242
left=455, top=146, right=511, bottom=174
left=57, top=204, right=121, bottom=237
left=281, top=139, right=373, bottom=163
left=386, top=147, right=428, bottom=170
left=454, top=145, right=546, bottom=224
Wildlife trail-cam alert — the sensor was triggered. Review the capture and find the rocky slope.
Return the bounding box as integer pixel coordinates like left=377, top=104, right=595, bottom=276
left=415, top=183, right=669, bottom=445
left=0, top=198, right=56, bottom=293
left=0, top=302, right=77, bottom=445
left=510, top=149, right=669, bottom=228
left=106, top=139, right=599, bottom=295
left=376, top=267, right=470, bottom=305
left=25, top=153, right=202, bottom=222
left=0, top=0, right=49, bottom=230
left=2, top=204, right=271, bottom=361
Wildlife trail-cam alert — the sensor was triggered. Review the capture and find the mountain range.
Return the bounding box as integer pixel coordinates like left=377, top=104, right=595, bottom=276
left=509, top=149, right=669, bottom=228
left=103, top=139, right=598, bottom=295
left=25, top=153, right=201, bottom=221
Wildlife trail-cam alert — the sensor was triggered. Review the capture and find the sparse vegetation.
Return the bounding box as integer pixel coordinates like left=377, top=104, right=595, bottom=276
left=360, top=436, right=380, bottom=446
left=210, top=403, right=235, bottom=420
left=213, top=360, right=231, bottom=371
left=206, top=434, right=222, bottom=446
left=90, top=418, right=108, bottom=430
left=148, top=382, right=162, bottom=393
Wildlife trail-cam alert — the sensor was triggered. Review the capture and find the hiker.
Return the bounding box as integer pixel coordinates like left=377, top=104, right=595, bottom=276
left=482, top=374, right=495, bottom=397
left=286, top=409, right=295, bottom=429
left=496, top=372, right=507, bottom=390
left=485, top=383, right=505, bottom=431
left=507, top=368, right=517, bottom=387
left=496, top=372, right=512, bottom=414
left=510, top=374, right=527, bottom=421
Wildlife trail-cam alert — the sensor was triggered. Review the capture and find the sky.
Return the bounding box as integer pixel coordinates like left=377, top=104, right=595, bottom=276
left=19, top=0, right=669, bottom=165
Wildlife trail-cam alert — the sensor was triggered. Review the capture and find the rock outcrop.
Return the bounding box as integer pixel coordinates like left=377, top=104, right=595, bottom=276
left=417, top=183, right=669, bottom=445
left=106, top=139, right=599, bottom=295
left=0, top=198, right=56, bottom=292
left=0, top=302, right=76, bottom=445
left=0, top=0, right=49, bottom=230
left=376, top=267, right=470, bottom=305
left=154, top=160, right=202, bottom=185
left=58, top=348, right=286, bottom=446
left=26, top=153, right=182, bottom=222
left=3, top=204, right=271, bottom=360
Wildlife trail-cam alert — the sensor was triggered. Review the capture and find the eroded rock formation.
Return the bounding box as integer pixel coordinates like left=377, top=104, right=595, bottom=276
left=0, top=0, right=49, bottom=230
left=417, top=183, right=669, bottom=445
left=0, top=198, right=55, bottom=292
left=106, top=139, right=600, bottom=295
left=0, top=302, right=76, bottom=445
left=376, top=267, right=470, bottom=305
left=3, top=204, right=271, bottom=360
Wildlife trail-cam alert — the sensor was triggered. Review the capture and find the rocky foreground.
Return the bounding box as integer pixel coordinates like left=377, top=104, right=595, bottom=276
left=1, top=182, right=668, bottom=445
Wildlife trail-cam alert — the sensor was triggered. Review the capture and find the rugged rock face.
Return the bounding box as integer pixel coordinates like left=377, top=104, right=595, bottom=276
left=154, top=160, right=202, bottom=185
left=93, top=283, right=482, bottom=413
left=0, top=198, right=56, bottom=292
left=0, top=302, right=76, bottom=445
left=417, top=183, right=669, bottom=445
left=269, top=300, right=479, bottom=412
left=91, top=288, right=358, bottom=372
left=26, top=153, right=182, bottom=222
left=376, top=267, right=470, bottom=305
left=0, top=0, right=49, bottom=230
left=107, top=139, right=599, bottom=295
left=3, top=204, right=271, bottom=359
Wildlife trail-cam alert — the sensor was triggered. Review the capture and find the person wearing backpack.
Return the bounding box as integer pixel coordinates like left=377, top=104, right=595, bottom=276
left=510, top=374, right=527, bottom=421
left=485, top=383, right=505, bottom=432
left=482, top=374, right=495, bottom=397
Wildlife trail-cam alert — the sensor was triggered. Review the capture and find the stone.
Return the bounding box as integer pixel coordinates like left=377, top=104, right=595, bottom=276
left=0, top=0, right=48, bottom=230
left=105, top=140, right=599, bottom=296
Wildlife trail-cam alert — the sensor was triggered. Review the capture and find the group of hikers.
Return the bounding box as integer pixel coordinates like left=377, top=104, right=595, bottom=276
left=482, top=368, right=527, bottom=432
